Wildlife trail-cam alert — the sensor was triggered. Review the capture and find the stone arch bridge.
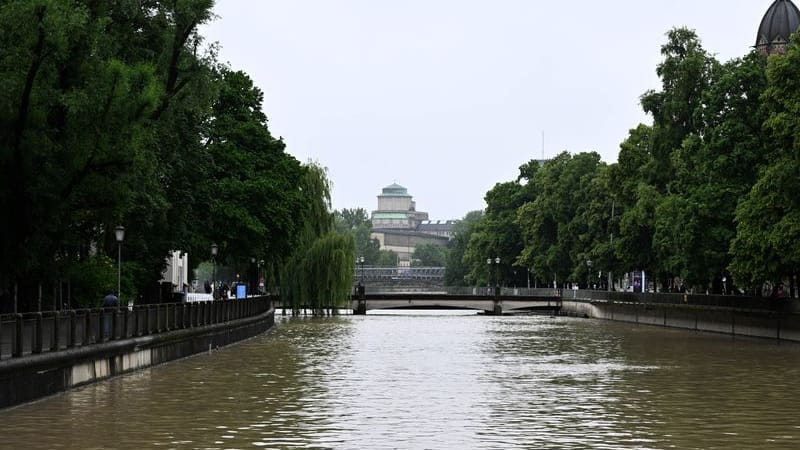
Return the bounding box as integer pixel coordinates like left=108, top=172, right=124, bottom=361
left=349, top=287, right=562, bottom=315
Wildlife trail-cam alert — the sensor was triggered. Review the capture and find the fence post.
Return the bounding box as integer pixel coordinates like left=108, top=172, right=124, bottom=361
left=122, top=307, right=129, bottom=339
left=112, top=307, right=119, bottom=340
left=99, top=308, right=107, bottom=342
left=13, top=314, right=24, bottom=358
left=164, top=304, right=170, bottom=332
left=69, top=310, right=77, bottom=348
left=52, top=310, right=60, bottom=352
left=83, top=311, right=92, bottom=345
left=144, top=305, right=151, bottom=335
left=33, top=313, right=43, bottom=354
left=134, top=306, right=141, bottom=337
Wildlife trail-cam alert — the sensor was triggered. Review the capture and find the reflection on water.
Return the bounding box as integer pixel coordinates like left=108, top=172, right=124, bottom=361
left=2, top=312, right=800, bottom=449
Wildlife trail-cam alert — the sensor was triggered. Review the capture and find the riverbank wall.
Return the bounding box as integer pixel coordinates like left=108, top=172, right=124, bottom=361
left=561, top=299, right=800, bottom=342
left=0, top=307, right=275, bottom=410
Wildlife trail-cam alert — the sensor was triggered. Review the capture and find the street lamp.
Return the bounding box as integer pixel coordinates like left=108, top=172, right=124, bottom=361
left=586, top=259, right=593, bottom=289
left=211, top=243, right=218, bottom=299
left=486, top=258, right=492, bottom=288
left=494, top=257, right=501, bottom=288
left=250, top=257, right=257, bottom=296
left=114, top=225, right=125, bottom=301
left=358, top=256, right=365, bottom=284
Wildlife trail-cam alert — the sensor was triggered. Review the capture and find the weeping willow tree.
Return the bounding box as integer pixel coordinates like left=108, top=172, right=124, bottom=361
left=281, top=163, right=355, bottom=315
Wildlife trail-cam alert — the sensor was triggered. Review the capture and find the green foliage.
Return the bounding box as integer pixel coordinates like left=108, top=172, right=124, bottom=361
left=334, top=208, right=381, bottom=264
left=65, top=255, right=116, bottom=309
left=459, top=27, right=796, bottom=294
left=412, top=244, right=447, bottom=267
left=0, top=1, right=346, bottom=311
left=730, top=34, right=800, bottom=289
left=280, top=163, right=355, bottom=314
left=444, top=210, right=483, bottom=286
left=376, top=250, right=399, bottom=267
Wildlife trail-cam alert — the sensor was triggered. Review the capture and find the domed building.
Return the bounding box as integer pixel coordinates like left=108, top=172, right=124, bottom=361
left=756, top=0, right=800, bottom=54
left=370, top=183, right=452, bottom=267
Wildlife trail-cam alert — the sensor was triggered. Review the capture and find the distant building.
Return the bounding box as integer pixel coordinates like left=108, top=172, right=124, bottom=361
left=161, top=251, right=189, bottom=292
left=371, top=183, right=429, bottom=229
left=370, top=183, right=456, bottom=266
left=756, top=0, right=800, bottom=55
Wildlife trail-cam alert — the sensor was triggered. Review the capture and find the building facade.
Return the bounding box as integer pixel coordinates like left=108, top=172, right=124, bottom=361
left=371, top=183, right=429, bottom=230
left=370, top=183, right=455, bottom=267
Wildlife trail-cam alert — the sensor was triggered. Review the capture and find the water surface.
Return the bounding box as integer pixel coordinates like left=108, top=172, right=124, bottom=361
left=2, top=312, right=799, bottom=449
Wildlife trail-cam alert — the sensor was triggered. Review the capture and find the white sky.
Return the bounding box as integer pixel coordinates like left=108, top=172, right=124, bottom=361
left=202, top=0, right=772, bottom=220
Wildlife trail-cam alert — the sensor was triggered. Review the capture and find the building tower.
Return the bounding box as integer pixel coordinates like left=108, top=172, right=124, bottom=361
left=756, top=0, right=800, bottom=55
left=370, top=183, right=428, bottom=230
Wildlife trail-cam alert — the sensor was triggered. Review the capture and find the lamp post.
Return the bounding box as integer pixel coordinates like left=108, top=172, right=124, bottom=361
left=358, top=256, right=365, bottom=284
left=211, top=243, right=218, bottom=299
left=494, top=257, right=501, bottom=288
left=259, top=259, right=265, bottom=294
left=586, top=259, right=593, bottom=290
left=114, top=226, right=125, bottom=301
left=250, top=257, right=256, bottom=297
left=486, top=258, right=492, bottom=289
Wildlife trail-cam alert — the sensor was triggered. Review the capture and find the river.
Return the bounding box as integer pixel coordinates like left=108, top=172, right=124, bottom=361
left=2, top=311, right=800, bottom=449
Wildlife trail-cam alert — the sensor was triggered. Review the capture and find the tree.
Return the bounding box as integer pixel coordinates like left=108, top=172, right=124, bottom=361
left=444, top=211, right=483, bottom=286
left=0, top=0, right=218, bottom=308
left=730, top=36, right=800, bottom=293
left=334, top=208, right=381, bottom=264
left=412, top=244, right=447, bottom=267
left=280, top=163, right=355, bottom=314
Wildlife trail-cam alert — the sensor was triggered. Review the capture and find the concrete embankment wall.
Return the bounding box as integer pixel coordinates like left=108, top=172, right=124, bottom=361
left=561, top=300, right=800, bottom=342
left=0, top=309, right=275, bottom=410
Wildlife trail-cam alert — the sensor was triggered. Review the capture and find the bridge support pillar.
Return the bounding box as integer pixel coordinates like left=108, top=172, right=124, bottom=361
left=354, top=302, right=367, bottom=315
left=354, top=285, right=367, bottom=315
left=491, top=302, right=503, bottom=316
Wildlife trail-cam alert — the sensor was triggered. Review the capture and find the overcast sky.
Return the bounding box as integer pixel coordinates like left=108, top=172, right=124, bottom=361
left=202, top=0, right=772, bottom=221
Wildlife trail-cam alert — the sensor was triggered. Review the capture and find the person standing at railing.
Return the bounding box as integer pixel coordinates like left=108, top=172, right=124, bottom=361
left=102, top=291, right=120, bottom=339
left=103, top=291, right=120, bottom=307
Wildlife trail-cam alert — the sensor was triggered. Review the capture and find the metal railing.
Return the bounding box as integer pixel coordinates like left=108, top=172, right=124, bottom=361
left=358, top=285, right=793, bottom=312
left=0, top=297, right=273, bottom=361
left=562, top=289, right=790, bottom=311
left=362, top=286, right=561, bottom=297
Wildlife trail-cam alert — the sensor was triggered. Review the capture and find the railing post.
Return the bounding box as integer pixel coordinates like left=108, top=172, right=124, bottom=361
left=69, top=310, right=77, bottom=348
left=52, top=310, right=60, bottom=351
left=112, top=307, right=119, bottom=340
left=122, top=306, right=129, bottom=339
left=155, top=304, right=162, bottom=333
left=83, top=311, right=92, bottom=345
left=143, top=305, right=151, bottom=336
left=134, top=306, right=141, bottom=337
left=13, top=314, right=24, bottom=358
left=33, top=312, right=43, bottom=354
left=189, top=303, right=194, bottom=328
left=164, top=304, right=171, bottom=332
left=98, top=308, right=107, bottom=342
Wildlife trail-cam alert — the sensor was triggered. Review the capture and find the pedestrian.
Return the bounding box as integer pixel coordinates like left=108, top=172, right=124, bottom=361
left=102, top=291, right=120, bottom=339
left=204, top=280, right=212, bottom=294
left=103, top=290, right=120, bottom=307
left=222, top=283, right=229, bottom=301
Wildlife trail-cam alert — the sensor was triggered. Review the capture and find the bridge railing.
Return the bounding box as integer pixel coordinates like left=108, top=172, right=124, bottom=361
left=563, top=289, right=793, bottom=312
left=354, top=266, right=445, bottom=282
left=0, top=297, right=273, bottom=361
left=363, top=286, right=561, bottom=297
